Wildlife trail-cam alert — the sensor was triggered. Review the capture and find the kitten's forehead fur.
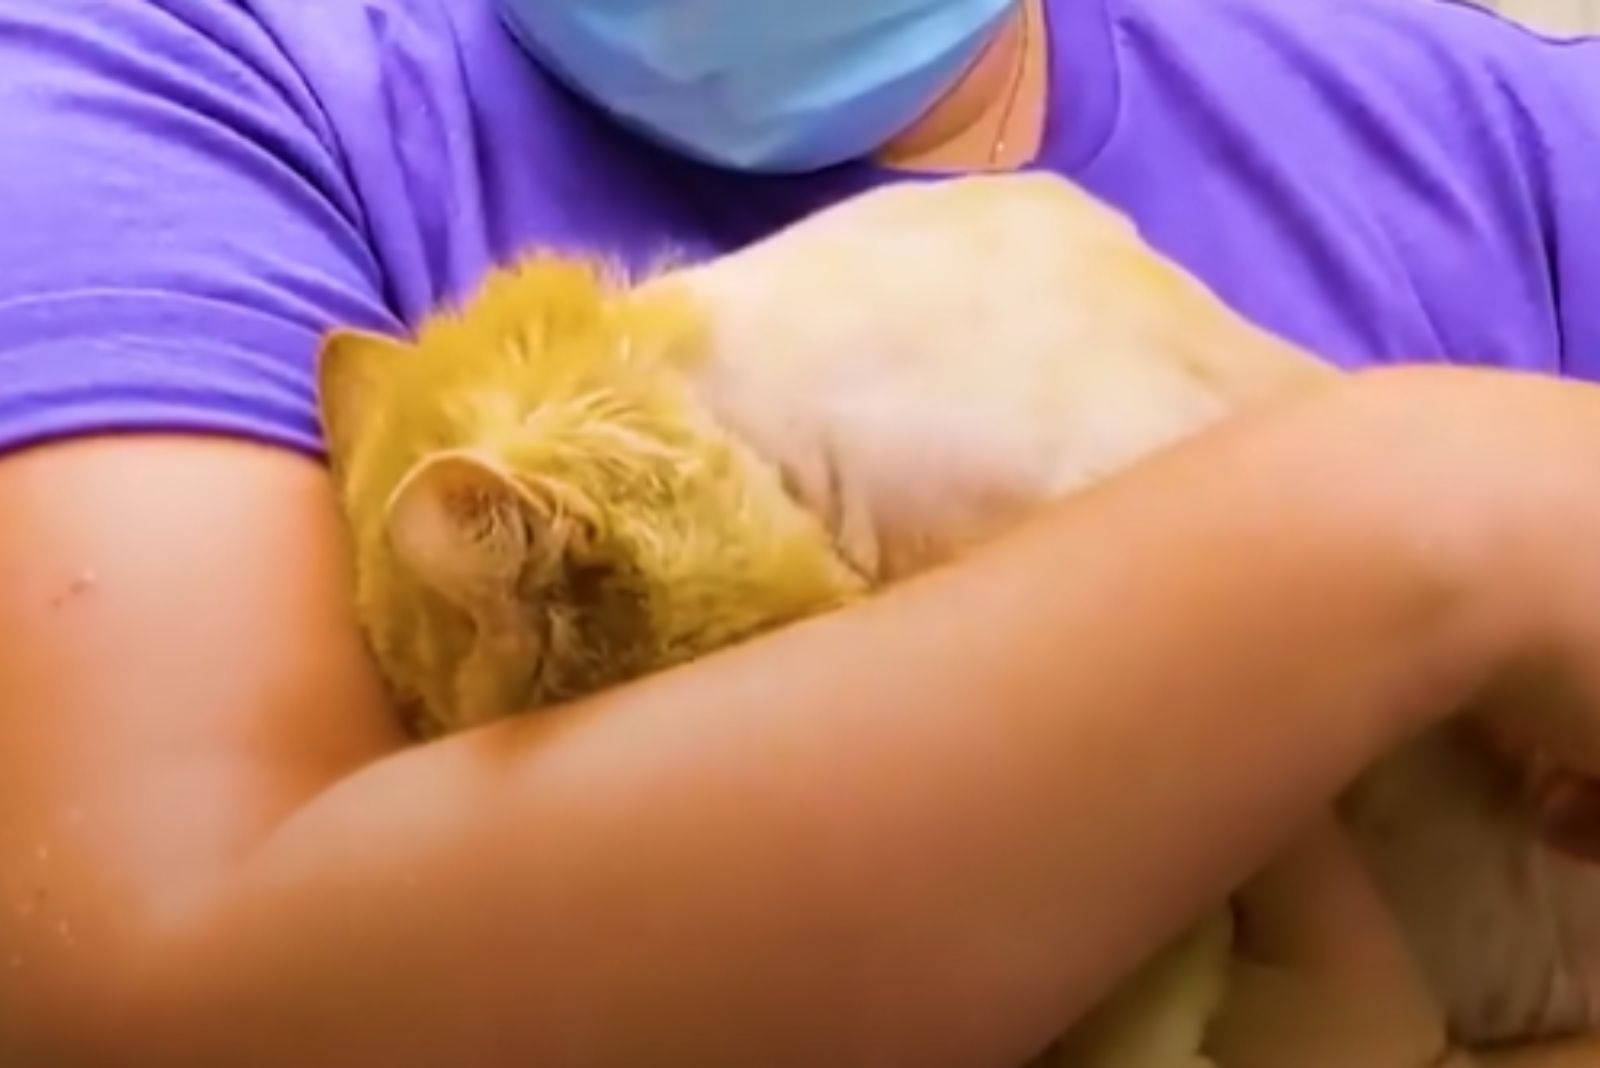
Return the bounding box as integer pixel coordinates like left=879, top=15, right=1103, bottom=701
left=319, top=257, right=704, bottom=481
left=317, top=255, right=861, bottom=738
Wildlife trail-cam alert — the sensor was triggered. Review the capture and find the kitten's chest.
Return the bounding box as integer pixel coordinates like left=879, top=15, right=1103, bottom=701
left=1341, top=728, right=1600, bottom=1046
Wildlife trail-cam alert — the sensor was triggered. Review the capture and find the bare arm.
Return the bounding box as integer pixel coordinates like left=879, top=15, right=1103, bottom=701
left=2, top=367, right=1591, bottom=1068
left=1475, top=1040, right=1600, bottom=1068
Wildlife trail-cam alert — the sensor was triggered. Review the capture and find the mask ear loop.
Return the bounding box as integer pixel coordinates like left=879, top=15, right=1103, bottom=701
left=877, top=0, right=1041, bottom=175
left=987, top=0, right=1032, bottom=165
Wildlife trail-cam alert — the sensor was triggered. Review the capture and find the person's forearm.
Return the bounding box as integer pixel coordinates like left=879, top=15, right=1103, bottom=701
left=131, top=371, right=1551, bottom=1068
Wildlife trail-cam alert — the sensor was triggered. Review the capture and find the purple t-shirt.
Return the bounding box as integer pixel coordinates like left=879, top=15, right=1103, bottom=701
left=0, top=0, right=1596, bottom=459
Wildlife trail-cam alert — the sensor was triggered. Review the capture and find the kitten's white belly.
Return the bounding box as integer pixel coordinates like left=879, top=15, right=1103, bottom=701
left=1343, top=727, right=1600, bottom=1046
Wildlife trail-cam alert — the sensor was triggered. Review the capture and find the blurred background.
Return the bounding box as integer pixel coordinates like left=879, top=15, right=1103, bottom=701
left=1471, top=0, right=1599, bottom=35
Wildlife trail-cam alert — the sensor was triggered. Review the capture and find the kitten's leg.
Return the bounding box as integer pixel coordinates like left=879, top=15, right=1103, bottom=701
left=1207, top=958, right=1456, bottom=1068
left=1206, top=815, right=1451, bottom=1068
left=1047, top=910, right=1232, bottom=1068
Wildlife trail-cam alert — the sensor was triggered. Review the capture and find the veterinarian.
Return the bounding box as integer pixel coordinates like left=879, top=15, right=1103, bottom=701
left=2, top=0, right=1600, bottom=1064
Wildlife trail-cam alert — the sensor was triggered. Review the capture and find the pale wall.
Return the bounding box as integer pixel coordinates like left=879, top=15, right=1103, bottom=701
left=1472, top=0, right=1600, bottom=35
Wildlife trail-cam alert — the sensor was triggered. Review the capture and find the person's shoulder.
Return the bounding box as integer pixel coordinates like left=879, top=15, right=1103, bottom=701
left=0, top=0, right=406, bottom=459
left=1049, top=0, right=1600, bottom=375
left=1091, top=0, right=1600, bottom=219
left=1107, top=0, right=1598, bottom=99
left=6, top=0, right=311, bottom=83
left=1052, top=0, right=1600, bottom=195
left=1, top=0, right=351, bottom=163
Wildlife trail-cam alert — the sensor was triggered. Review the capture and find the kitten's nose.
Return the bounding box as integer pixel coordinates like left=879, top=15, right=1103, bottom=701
left=1529, top=769, right=1600, bottom=865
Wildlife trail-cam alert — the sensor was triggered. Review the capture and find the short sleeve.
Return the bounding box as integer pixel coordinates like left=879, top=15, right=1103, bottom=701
left=0, top=0, right=404, bottom=459
left=1533, top=39, right=1600, bottom=379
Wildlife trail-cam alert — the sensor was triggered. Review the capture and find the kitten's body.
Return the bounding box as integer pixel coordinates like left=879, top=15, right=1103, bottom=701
left=658, top=175, right=1600, bottom=1049
left=1345, top=734, right=1600, bottom=1045
left=320, top=261, right=863, bottom=737
left=319, top=173, right=1600, bottom=1062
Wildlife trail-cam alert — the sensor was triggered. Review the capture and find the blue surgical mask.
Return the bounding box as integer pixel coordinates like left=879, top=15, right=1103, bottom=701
left=498, top=0, right=1018, bottom=174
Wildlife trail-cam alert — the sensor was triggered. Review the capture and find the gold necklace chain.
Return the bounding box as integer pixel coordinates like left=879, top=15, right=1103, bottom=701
left=988, top=2, right=1032, bottom=165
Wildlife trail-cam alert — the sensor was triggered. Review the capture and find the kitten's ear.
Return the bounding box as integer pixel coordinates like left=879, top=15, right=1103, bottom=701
left=385, top=451, right=533, bottom=615
left=318, top=328, right=410, bottom=464
left=384, top=451, right=599, bottom=618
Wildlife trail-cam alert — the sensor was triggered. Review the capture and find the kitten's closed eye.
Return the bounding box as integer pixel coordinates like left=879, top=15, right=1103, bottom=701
left=561, top=559, right=618, bottom=600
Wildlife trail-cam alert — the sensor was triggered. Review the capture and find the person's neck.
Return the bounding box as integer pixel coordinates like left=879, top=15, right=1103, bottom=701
left=876, top=0, right=1046, bottom=173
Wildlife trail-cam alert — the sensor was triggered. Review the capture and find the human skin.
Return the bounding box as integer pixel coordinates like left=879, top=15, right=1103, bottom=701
left=9, top=367, right=1600, bottom=1066
left=884, top=27, right=1600, bottom=1063
left=6, top=15, right=1600, bottom=1067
